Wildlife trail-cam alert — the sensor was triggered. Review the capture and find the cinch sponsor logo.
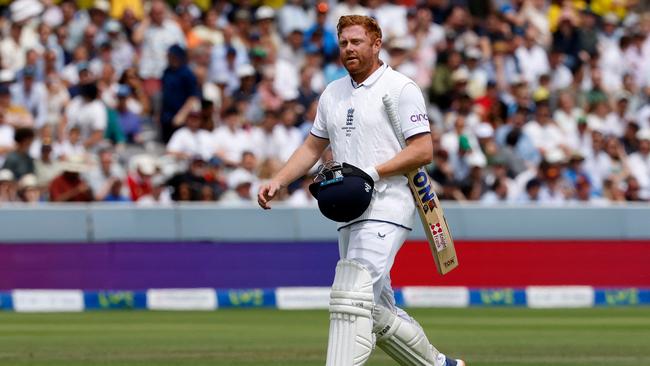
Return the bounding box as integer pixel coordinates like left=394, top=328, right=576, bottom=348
left=410, top=114, right=429, bottom=122
left=412, top=171, right=436, bottom=205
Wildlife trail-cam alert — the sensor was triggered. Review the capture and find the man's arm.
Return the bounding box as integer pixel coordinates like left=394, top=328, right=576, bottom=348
left=375, top=132, right=433, bottom=179
left=257, top=134, right=329, bottom=209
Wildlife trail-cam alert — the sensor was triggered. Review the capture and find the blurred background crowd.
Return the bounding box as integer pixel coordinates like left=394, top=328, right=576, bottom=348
left=0, top=0, right=649, bottom=205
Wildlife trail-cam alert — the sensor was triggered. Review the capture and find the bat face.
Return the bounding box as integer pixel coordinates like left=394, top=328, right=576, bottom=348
left=407, top=168, right=458, bottom=275
left=411, top=171, right=437, bottom=213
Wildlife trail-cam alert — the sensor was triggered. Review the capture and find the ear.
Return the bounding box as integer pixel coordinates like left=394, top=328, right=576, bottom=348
left=373, top=37, right=382, bottom=54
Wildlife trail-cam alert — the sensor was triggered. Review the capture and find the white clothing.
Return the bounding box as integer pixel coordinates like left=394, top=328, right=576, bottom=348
left=338, top=220, right=409, bottom=320
left=515, top=45, right=550, bottom=87
left=628, top=152, right=650, bottom=199
left=311, top=63, right=429, bottom=229
left=65, top=97, right=107, bottom=139
left=167, top=127, right=215, bottom=161
left=328, top=4, right=369, bottom=31
left=286, top=188, right=317, bottom=207
left=10, top=82, right=48, bottom=128
left=0, top=124, right=15, bottom=166
left=212, top=126, right=254, bottom=164
left=523, top=121, right=568, bottom=152
left=273, top=125, right=304, bottom=163
left=58, top=141, right=87, bottom=158
left=138, top=21, right=185, bottom=79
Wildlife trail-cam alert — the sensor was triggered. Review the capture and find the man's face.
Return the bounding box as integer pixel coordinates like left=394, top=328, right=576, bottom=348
left=338, top=25, right=380, bottom=76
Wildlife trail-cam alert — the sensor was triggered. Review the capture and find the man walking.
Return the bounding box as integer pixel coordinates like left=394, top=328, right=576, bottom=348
left=258, top=15, right=465, bottom=366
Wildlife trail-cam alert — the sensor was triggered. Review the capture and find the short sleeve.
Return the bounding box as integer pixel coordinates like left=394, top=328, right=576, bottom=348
left=398, top=83, right=430, bottom=140
left=310, top=97, right=329, bottom=139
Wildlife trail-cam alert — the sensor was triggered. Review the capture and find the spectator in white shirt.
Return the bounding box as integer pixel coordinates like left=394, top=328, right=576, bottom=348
left=628, top=129, right=650, bottom=199
left=10, top=66, right=47, bottom=128
left=166, top=110, right=214, bottom=161
left=212, top=107, right=252, bottom=167
left=523, top=100, right=569, bottom=155
left=134, top=0, right=185, bottom=94
left=58, top=126, right=87, bottom=159
left=64, top=82, right=106, bottom=151
left=515, top=27, right=550, bottom=88
left=0, top=107, right=15, bottom=167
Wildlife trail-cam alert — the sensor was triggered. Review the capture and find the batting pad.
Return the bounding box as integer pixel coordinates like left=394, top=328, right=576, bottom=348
left=372, top=305, right=445, bottom=366
left=326, top=259, right=375, bottom=366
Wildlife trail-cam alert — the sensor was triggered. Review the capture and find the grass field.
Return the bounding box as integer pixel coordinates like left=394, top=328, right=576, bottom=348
left=0, top=308, right=649, bottom=366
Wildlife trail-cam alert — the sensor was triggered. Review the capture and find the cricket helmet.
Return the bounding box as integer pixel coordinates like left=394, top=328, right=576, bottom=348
left=309, top=161, right=374, bottom=222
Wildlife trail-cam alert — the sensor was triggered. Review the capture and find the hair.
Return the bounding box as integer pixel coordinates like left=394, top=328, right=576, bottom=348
left=14, top=128, right=35, bottom=144
left=336, top=15, right=382, bottom=41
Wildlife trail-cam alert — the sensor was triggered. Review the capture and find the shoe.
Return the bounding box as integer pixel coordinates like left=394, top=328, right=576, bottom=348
left=446, top=359, right=466, bottom=366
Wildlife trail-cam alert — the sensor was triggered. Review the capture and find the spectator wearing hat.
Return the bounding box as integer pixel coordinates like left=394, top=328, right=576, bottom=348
left=495, top=107, right=541, bottom=169
left=49, top=155, right=93, bottom=202
left=17, top=173, right=42, bottom=203
left=628, top=129, right=650, bottom=199
left=66, top=0, right=110, bottom=52
left=126, top=155, right=156, bottom=201
left=65, top=82, right=107, bottom=150
left=220, top=167, right=257, bottom=203
left=0, top=168, right=18, bottom=202
left=2, top=127, right=35, bottom=180
left=10, top=66, right=47, bottom=128
left=255, top=6, right=282, bottom=54
left=159, top=44, right=200, bottom=143
left=134, top=0, right=185, bottom=95
left=0, top=83, right=34, bottom=127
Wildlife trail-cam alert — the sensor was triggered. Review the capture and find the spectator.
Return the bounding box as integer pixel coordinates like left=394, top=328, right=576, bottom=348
left=0, top=169, right=17, bottom=202
left=167, top=156, right=211, bottom=201
left=48, top=155, right=93, bottom=202
left=114, top=85, right=142, bottom=144
left=34, top=142, right=60, bottom=188
left=166, top=109, right=213, bottom=161
left=159, top=44, right=200, bottom=143
left=221, top=168, right=256, bottom=203
left=135, top=0, right=185, bottom=95
left=65, top=82, right=107, bottom=151
left=17, top=173, right=42, bottom=203
left=2, top=127, right=35, bottom=179
left=85, top=147, right=126, bottom=201
left=10, top=66, right=47, bottom=128
left=0, top=108, right=15, bottom=167
left=628, top=129, right=650, bottom=199
left=126, top=155, right=156, bottom=201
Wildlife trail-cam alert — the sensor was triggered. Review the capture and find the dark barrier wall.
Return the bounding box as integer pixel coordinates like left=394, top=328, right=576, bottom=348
left=2, top=240, right=650, bottom=289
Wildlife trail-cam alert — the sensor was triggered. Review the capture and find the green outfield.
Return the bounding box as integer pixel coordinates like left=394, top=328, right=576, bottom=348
left=0, top=308, right=648, bottom=366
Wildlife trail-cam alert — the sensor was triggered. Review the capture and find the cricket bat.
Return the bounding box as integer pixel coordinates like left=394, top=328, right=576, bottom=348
left=382, top=94, right=459, bottom=275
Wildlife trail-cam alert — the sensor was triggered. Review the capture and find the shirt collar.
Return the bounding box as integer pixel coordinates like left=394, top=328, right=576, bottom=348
left=350, top=62, right=388, bottom=89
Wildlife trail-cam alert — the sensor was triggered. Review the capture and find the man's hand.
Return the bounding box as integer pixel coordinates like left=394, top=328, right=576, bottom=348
left=257, top=180, right=283, bottom=209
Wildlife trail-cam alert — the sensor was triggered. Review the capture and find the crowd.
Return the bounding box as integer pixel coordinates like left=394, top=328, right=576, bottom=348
left=0, top=0, right=649, bottom=205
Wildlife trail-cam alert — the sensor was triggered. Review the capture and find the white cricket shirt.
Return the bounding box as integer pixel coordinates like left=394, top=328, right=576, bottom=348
left=311, top=63, right=430, bottom=229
